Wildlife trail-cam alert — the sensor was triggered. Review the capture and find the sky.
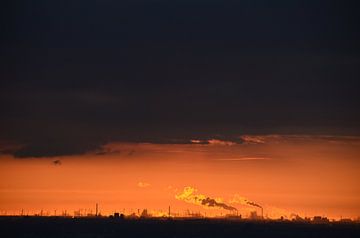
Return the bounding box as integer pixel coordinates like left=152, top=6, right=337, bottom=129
left=1, top=136, right=360, bottom=219
left=0, top=0, right=360, bottom=219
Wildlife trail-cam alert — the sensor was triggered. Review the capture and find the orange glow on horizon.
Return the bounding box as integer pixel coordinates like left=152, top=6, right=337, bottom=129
left=1, top=135, right=360, bottom=220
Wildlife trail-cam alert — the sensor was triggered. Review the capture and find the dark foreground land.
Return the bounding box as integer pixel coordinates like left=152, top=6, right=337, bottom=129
left=1, top=217, right=360, bottom=238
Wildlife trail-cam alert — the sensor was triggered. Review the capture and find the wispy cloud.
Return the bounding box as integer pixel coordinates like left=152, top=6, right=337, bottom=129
left=229, top=194, right=262, bottom=209
left=240, top=135, right=281, bottom=144
left=207, top=139, right=236, bottom=146
left=240, top=134, right=360, bottom=145
left=190, top=139, right=238, bottom=145
left=214, top=157, right=271, bottom=161
left=0, top=140, right=24, bottom=155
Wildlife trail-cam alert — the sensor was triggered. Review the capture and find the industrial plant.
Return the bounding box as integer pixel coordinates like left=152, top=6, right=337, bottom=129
left=2, top=203, right=358, bottom=225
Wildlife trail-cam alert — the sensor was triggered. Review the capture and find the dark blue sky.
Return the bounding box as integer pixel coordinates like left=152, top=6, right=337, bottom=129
left=1, top=0, right=359, bottom=157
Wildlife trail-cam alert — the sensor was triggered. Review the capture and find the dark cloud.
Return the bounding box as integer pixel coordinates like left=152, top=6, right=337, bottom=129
left=246, top=201, right=262, bottom=209
left=1, top=1, right=360, bottom=157
left=201, top=197, right=237, bottom=211
left=0, top=141, right=24, bottom=155
left=12, top=139, right=104, bottom=158
left=52, top=160, right=62, bottom=166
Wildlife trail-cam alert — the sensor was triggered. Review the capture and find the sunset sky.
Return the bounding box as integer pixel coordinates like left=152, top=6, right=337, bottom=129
left=1, top=1, right=360, bottom=220
left=1, top=135, right=360, bottom=219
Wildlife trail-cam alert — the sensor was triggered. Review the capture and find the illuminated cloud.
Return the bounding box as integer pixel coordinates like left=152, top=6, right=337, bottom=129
left=176, top=187, right=237, bottom=211
left=207, top=139, right=236, bottom=146
left=240, top=135, right=360, bottom=145
left=240, top=135, right=266, bottom=144
left=240, top=135, right=283, bottom=144
left=190, top=139, right=203, bottom=144
left=137, top=182, right=150, bottom=188
left=190, top=139, right=238, bottom=145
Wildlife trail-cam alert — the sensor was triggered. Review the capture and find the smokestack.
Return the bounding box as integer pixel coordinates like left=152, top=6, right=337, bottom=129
left=95, top=203, right=98, bottom=216
left=168, top=206, right=171, bottom=218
